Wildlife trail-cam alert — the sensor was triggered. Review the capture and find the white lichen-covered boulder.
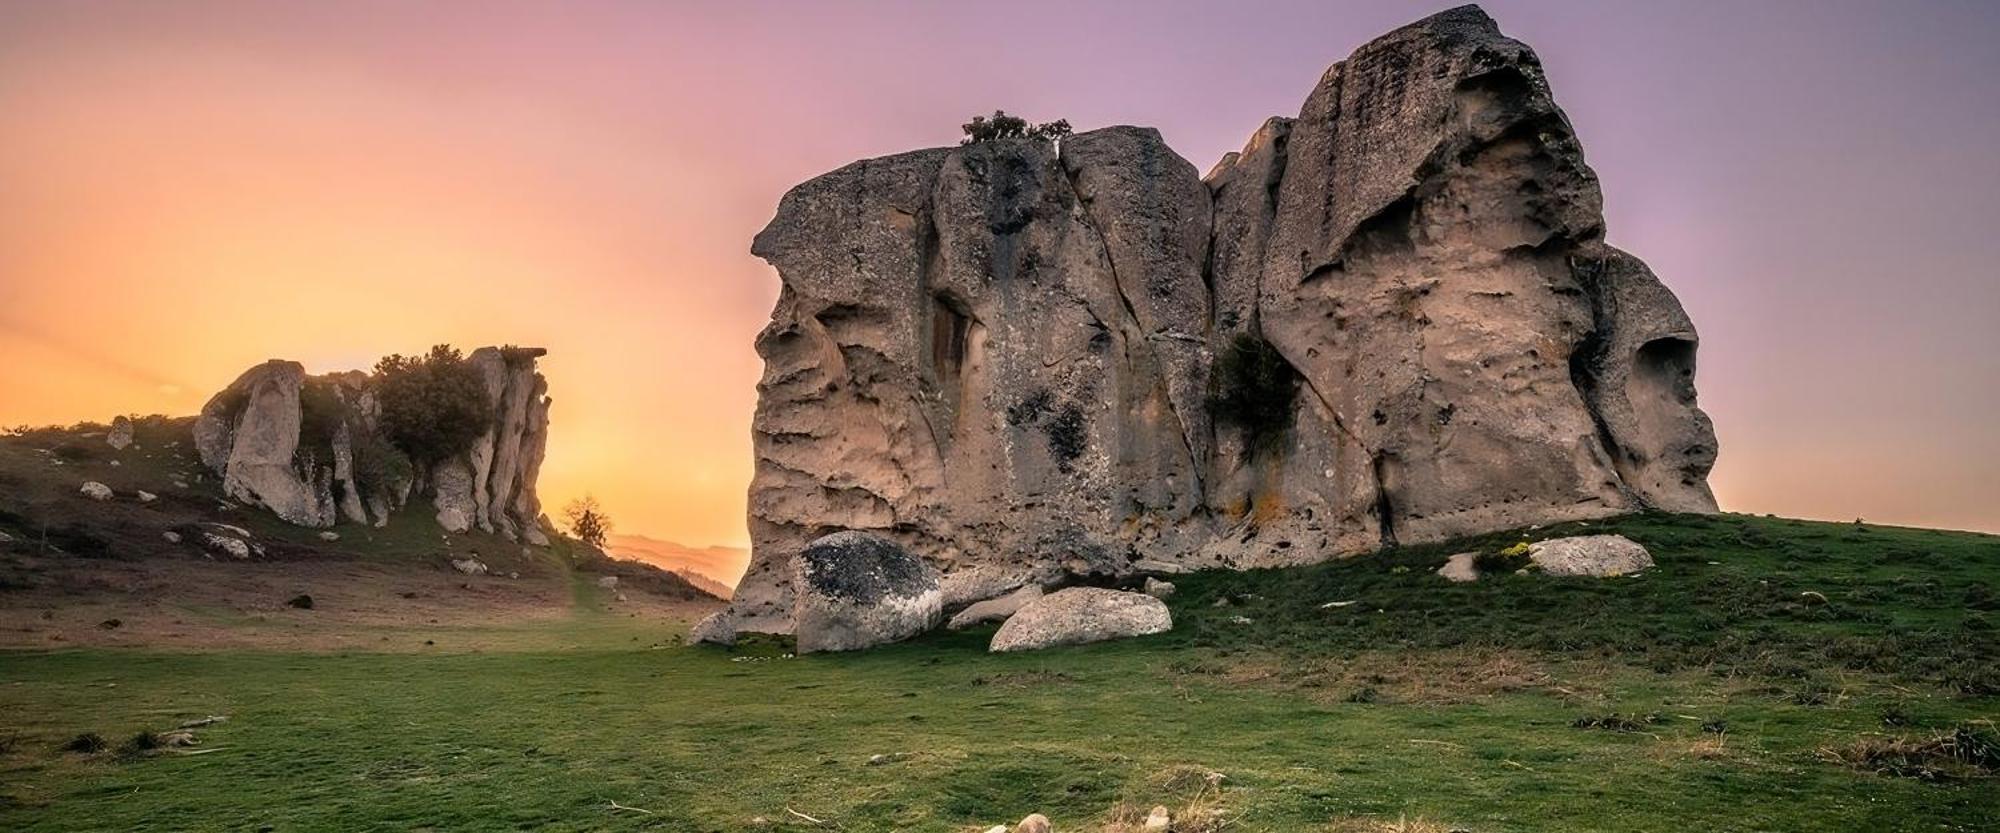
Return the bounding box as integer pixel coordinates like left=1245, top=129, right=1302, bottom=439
left=990, top=587, right=1172, bottom=652
left=78, top=481, right=113, bottom=501
left=792, top=531, right=941, bottom=653
left=1527, top=534, right=1654, bottom=577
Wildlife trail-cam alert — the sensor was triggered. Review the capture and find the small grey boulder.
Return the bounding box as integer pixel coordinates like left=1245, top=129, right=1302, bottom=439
left=1437, top=552, right=1480, bottom=582
left=689, top=610, right=736, bottom=646
left=79, top=481, right=113, bottom=501
left=792, top=531, right=941, bottom=653
left=990, top=587, right=1172, bottom=652
left=1527, top=534, right=1654, bottom=577
left=946, top=585, right=1042, bottom=630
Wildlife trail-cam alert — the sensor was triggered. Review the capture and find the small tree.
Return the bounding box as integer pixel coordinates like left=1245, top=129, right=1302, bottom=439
left=564, top=495, right=612, bottom=548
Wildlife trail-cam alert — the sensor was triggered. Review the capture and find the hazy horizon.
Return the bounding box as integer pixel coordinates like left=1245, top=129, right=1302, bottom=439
left=4, top=0, right=1997, bottom=547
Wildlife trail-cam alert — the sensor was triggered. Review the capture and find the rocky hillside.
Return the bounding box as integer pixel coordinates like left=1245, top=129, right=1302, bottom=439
left=0, top=415, right=720, bottom=649
left=719, top=5, right=1719, bottom=636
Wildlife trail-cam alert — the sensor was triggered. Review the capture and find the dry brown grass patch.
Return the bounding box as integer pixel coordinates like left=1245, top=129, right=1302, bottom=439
left=1817, top=723, right=2000, bottom=781
left=1206, top=648, right=1595, bottom=705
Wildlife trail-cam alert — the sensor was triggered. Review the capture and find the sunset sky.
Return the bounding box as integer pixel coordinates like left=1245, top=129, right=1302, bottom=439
left=3, top=0, right=1996, bottom=550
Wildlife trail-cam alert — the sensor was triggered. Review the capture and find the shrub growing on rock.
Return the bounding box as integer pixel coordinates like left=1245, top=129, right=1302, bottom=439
left=372, top=345, right=492, bottom=467
left=961, top=110, right=1072, bottom=144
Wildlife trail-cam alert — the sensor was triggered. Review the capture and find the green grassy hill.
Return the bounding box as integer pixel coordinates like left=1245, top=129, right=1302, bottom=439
left=1, top=511, right=1994, bottom=831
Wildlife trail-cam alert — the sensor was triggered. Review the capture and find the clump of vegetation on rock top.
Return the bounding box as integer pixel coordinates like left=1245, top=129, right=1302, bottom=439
left=961, top=110, right=1072, bottom=144
left=372, top=345, right=492, bottom=467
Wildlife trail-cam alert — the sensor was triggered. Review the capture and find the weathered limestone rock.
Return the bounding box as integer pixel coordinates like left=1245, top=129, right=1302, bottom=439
left=688, top=610, right=736, bottom=646
left=450, top=557, right=488, bottom=576
left=715, top=5, right=1718, bottom=636
left=989, top=587, right=1172, bottom=652
left=432, top=457, right=476, bottom=533
left=79, top=481, right=112, bottom=501
left=1527, top=534, right=1653, bottom=577
left=1143, top=577, right=1176, bottom=598
left=201, top=361, right=336, bottom=528
left=792, top=532, right=942, bottom=653
left=105, top=416, right=133, bottom=450
left=946, top=584, right=1043, bottom=630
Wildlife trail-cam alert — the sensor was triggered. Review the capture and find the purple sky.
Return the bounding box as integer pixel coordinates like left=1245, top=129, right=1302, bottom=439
left=4, top=0, right=1996, bottom=541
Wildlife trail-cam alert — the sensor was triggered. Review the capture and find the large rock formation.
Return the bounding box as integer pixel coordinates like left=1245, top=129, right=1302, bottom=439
left=192, top=346, right=553, bottom=540
left=716, top=5, right=1717, bottom=636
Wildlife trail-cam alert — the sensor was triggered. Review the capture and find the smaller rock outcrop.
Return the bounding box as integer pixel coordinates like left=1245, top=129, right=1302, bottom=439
left=990, top=587, right=1172, bottom=652
left=192, top=346, right=553, bottom=539
left=1527, top=534, right=1654, bottom=577
left=78, top=482, right=112, bottom=501
left=793, top=532, right=942, bottom=653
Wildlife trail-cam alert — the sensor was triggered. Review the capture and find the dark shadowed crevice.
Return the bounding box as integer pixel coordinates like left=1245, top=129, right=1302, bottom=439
left=929, top=295, right=970, bottom=392
left=1371, top=452, right=1400, bottom=548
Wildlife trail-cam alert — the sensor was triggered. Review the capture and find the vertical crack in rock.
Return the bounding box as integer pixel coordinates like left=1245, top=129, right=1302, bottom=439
left=714, top=4, right=1719, bottom=638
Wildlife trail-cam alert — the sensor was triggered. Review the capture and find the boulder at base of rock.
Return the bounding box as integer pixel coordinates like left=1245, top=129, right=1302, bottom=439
left=105, top=416, right=133, bottom=450
left=689, top=610, right=736, bottom=646
left=1015, top=815, right=1052, bottom=833
left=79, top=481, right=113, bottom=501
left=946, top=585, right=1043, bottom=630
left=792, top=531, right=941, bottom=653
left=1527, top=534, right=1653, bottom=577
left=990, top=587, right=1172, bottom=652
left=1143, top=577, right=1177, bottom=598
left=1437, top=552, right=1480, bottom=582
left=317, top=531, right=339, bottom=541
left=450, top=557, right=489, bottom=576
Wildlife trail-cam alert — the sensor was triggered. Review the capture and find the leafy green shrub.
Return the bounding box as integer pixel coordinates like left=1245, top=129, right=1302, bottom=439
left=961, top=110, right=1072, bottom=144
left=350, top=431, right=412, bottom=501
left=1208, top=333, right=1301, bottom=457
left=373, top=345, right=492, bottom=466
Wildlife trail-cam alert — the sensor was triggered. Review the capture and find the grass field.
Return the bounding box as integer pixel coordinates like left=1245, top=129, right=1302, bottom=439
left=2, top=513, right=1997, bottom=832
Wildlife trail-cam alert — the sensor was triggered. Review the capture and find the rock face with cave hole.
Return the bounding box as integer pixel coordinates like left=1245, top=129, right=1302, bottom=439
left=714, top=4, right=1717, bottom=637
